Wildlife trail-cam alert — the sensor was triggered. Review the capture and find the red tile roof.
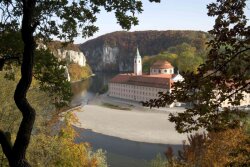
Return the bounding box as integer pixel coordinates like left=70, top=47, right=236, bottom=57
left=109, top=74, right=131, bottom=83
left=151, top=60, right=173, bottom=69
left=110, top=73, right=173, bottom=89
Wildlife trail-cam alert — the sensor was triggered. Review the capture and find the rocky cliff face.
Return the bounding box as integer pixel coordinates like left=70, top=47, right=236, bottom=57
left=40, top=41, right=87, bottom=82
left=54, top=49, right=86, bottom=67
left=79, top=30, right=208, bottom=72
left=83, top=46, right=124, bottom=71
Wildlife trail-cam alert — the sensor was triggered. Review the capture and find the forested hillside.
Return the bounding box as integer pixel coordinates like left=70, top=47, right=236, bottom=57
left=47, top=41, right=81, bottom=52
left=79, top=30, right=209, bottom=72
left=143, top=43, right=207, bottom=73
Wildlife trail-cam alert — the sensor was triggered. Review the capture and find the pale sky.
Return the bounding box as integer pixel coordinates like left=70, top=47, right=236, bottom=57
left=74, top=0, right=250, bottom=44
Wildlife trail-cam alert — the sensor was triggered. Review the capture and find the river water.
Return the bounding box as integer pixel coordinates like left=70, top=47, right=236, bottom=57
left=71, top=73, right=182, bottom=167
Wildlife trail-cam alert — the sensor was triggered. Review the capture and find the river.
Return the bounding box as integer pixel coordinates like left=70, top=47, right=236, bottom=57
left=71, top=72, right=182, bottom=167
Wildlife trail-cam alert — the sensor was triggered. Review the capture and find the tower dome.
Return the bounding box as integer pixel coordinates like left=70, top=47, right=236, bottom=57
left=150, top=60, right=174, bottom=75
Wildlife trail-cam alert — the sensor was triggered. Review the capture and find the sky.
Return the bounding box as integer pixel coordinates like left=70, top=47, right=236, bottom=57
left=74, top=0, right=249, bottom=44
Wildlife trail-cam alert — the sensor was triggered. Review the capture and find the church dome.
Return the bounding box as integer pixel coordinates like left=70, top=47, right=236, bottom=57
left=151, top=61, right=173, bottom=69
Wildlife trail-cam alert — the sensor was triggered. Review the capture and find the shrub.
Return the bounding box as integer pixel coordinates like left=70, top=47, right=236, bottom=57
left=164, top=129, right=250, bottom=167
left=68, top=63, right=92, bottom=81
left=150, top=154, right=168, bottom=167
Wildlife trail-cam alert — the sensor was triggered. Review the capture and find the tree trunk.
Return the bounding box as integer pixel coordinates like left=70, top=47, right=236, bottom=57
left=0, top=1, right=37, bottom=166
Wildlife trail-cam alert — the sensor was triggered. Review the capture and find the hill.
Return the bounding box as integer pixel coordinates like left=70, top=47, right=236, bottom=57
left=47, top=41, right=80, bottom=52
left=79, top=30, right=209, bottom=72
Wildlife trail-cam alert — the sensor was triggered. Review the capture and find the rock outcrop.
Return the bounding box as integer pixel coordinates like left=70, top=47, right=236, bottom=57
left=59, top=65, right=71, bottom=81
left=55, top=49, right=86, bottom=67
left=79, top=30, right=208, bottom=72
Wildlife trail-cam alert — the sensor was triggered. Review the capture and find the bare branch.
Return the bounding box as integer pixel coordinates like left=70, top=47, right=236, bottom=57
left=202, top=47, right=250, bottom=80
left=218, top=82, right=250, bottom=106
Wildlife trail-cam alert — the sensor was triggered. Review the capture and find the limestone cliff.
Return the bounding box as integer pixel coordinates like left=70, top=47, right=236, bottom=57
left=55, top=49, right=86, bottom=67
left=47, top=40, right=86, bottom=67
left=54, top=49, right=87, bottom=82
left=79, top=30, right=208, bottom=72
left=45, top=41, right=88, bottom=81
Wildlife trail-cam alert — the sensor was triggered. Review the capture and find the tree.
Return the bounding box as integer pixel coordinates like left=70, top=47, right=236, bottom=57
left=0, top=71, right=107, bottom=166
left=162, top=129, right=250, bottom=166
left=144, top=1, right=250, bottom=165
left=142, top=43, right=205, bottom=73
left=0, top=0, right=160, bottom=166
left=144, top=0, right=250, bottom=132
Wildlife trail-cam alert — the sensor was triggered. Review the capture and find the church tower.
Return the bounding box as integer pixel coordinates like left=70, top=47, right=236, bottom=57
left=134, top=48, right=142, bottom=75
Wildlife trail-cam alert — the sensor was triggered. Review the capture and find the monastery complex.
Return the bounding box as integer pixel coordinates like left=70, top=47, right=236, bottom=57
left=108, top=48, right=183, bottom=107
left=108, top=48, right=250, bottom=109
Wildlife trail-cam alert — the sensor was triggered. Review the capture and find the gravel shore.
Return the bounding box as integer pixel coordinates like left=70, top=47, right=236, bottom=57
left=74, top=102, right=189, bottom=144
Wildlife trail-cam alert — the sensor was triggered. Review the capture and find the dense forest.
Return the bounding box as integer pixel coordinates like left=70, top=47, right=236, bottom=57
left=143, top=43, right=207, bottom=73
left=79, top=30, right=209, bottom=72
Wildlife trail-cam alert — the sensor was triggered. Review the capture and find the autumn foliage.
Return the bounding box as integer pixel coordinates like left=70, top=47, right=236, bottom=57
left=164, top=128, right=250, bottom=167
left=68, top=63, right=92, bottom=82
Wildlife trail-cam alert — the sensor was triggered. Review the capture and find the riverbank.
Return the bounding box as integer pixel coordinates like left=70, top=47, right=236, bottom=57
left=74, top=95, right=189, bottom=144
left=70, top=74, right=95, bottom=83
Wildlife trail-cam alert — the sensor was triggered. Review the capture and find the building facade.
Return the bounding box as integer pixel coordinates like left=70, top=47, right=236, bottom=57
left=108, top=48, right=250, bottom=109
left=108, top=48, right=183, bottom=107
left=220, top=90, right=250, bottom=108
left=109, top=74, right=172, bottom=102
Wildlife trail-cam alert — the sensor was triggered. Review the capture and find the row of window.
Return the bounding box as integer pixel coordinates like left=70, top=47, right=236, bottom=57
left=110, top=83, right=165, bottom=92
left=110, top=87, right=161, bottom=95
left=109, top=84, right=167, bottom=101
left=110, top=90, right=159, bottom=97
left=151, top=68, right=173, bottom=74
left=110, top=88, right=165, bottom=96
left=110, top=92, right=156, bottom=101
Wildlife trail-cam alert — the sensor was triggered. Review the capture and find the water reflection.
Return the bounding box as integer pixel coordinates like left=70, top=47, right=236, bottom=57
left=76, top=128, right=182, bottom=167
left=70, top=72, right=117, bottom=107
left=71, top=79, right=91, bottom=107
left=71, top=79, right=91, bottom=95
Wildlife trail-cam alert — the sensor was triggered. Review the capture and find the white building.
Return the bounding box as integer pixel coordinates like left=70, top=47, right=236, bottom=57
left=220, top=90, right=250, bottom=108
left=134, top=48, right=142, bottom=75
left=108, top=48, right=183, bottom=107
left=108, top=48, right=250, bottom=109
